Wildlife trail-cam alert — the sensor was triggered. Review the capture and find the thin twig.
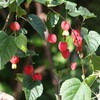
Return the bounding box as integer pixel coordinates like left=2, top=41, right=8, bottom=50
left=2, top=12, right=12, bottom=31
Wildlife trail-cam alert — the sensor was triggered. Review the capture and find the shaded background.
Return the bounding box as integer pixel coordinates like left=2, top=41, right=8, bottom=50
left=0, top=0, right=100, bottom=100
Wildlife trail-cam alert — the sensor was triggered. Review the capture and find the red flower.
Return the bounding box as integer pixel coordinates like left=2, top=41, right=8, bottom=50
left=61, top=21, right=71, bottom=31
left=70, top=62, right=77, bottom=70
left=10, top=56, right=19, bottom=64
left=71, top=29, right=80, bottom=39
left=74, top=36, right=82, bottom=47
left=24, top=65, right=34, bottom=75
left=76, top=46, right=82, bottom=52
left=58, top=42, right=68, bottom=52
left=47, top=34, right=57, bottom=43
left=10, top=22, right=20, bottom=31
left=62, top=49, right=70, bottom=59
left=32, top=73, right=42, bottom=81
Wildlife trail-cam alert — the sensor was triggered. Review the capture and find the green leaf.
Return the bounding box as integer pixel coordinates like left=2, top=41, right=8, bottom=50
left=78, top=6, right=96, bottom=19
left=17, top=6, right=26, bottom=17
left=81, top=27, right=88, bottom=37
left=46, top=12, right=59, bottom=28
left=33, top=0, right=47, bottom=4
left=0, top=0, right=15, bottom=8
left=9, top=1, right=17, bottom=12
left=15, top=73, right=23, bottom=82
left=84, top=31, right=100, bottom=53
left=47, top=0, right=64, bottom=7
left=28, top=14, right=46, bottom=39
left=0, top=31, right=18, bottom=68
left=84, top=54, right=100, bottom=71
left=16, top=0, right=24, bottom=5
left=27, top=0, right=32, bottom=4
left=64, top=1, right=79, bottom=17
left=34, top=0, right=64, bottom=7
left=15, top=34, right=27, bottom=53
left=84, top=75, right=97, bottom=87
left=23, top=75, right=43, bottom=100
left=60, top=78, right=91, bottom=100
left=90, top=55, right=100, bottom=71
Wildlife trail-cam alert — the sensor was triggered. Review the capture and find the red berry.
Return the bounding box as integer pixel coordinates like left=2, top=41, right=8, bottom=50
left=74, top=36, right=82, bottom=47
left=10, top=22, right=20, bottom=31
left=32, top=73, right=42, bottom=81
left=10, top=56, right=19, bottom=64
left=62, top=49, right=70, bottom=59
left=71, top=29, right=80, bottom=39
left=70, top=62, right=77, bottom=70
left=24, top=65, right=34, bottom=75
left=47, top=34, right=57, bottom=43
left=58, top=42, right=68, bottom=52
left=61, top=21, right=70, bottom=31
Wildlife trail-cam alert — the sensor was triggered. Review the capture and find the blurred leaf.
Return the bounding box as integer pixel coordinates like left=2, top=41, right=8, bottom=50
left=9, top=1, right=17, bottom=12
left=47, top=0, right=64, bottom=7
left=84, top=74, right=97, bottom=87
left=60, top=78, right=91, bottom=100
left=66, top=35, right=74, bottom=52
left=57, top=69, right=70, bottom=80
left=81, top=27, right=88, bottom=37
left=0, top=82, right=13, bottom=94
left=33, top=0, right=47, bottom=4
left=16, top=0, right=24, bottom=5
left=0, top=0, right=15, bottom=8
left=84, top=31, right=100, bottom=53
left=15, top=73, right=23, bottom=82
left=23, top=75, right=43, bottom=100
left=27, top=0, right=32, bottom=4
left=17, top=6, right=26, bottom=17
left=84, top=54, right=100, bottom=71
left=78, top=6, right=96, bottom=19
left=46, top=11, right=59, bottom=28
left=28, top=14, right=46, bottom=39
left=0, top=31, right=18, bottom=68
left=29, top=36, right=43, bottom=47
left=15, top=34, right=27, bottom=53
left=16, top=49, right=36, bottom=58
left=34, top=0, right=64, bottom=7
left=17, top=28, right=28, bottom=34
left=90, top=55, right=100, bottom=71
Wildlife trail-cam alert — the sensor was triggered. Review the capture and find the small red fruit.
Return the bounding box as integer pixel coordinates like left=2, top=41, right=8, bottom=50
left=47, top=34, right=57, bottom=43
left=62, top=49, right=70, bottom=59
left=70, top=62, right=77, bottom=70
left=10, top=22, right=20, bottom=31
left=24, top=65, right=34, bottom=75
left=71, top=29, right=80, bottom=39
left=10, top=56, right=19, bottom=64
left=32, top=73, right=42, bottom=81
left=61, top=21, right=70, bottom=31
left=58, top=42, right=68, bottom=52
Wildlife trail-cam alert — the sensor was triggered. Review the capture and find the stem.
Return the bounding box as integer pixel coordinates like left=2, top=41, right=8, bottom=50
left=2, top=12, right=12, bottom=31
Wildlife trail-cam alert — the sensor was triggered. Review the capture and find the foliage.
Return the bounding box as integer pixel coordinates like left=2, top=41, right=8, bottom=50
left=0, top=0, right=100, bottom=100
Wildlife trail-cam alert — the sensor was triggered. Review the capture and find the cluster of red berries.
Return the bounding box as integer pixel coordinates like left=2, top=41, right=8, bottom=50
left=71, top=29, right=82, bottom=52
left=24, top=65, right=42, bottom=81
left=10, top=56, right=20, bottom=69
left=10, top=22, right=20, bottom=31
left=47, top=21, right=81, bottom=70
